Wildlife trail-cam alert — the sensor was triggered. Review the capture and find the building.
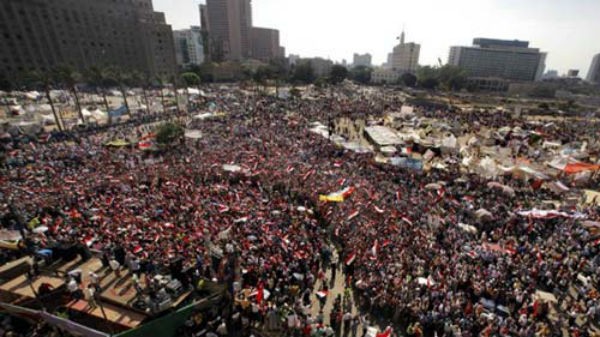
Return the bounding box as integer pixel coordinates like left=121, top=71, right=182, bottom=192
left=542, top=70, right=559, bottom=80
left=389, top=32, right=420, bottom=73
left=353, top=53, right=372, bottom=67
left=201, top=0, right=284, bottom=62
left=298, top=57, right=333, bottom=78
left=250, top=27, right=284, bottom=62
left=173, top=27, right=205, bottom=68
left=371, top=68, right=401, bottom=84
left=566, top=70, right=579, bottom=78
left=586, top=53, right=600, bottom=84
left=448, top=38, right=546, bottom=82
left=200, top=0, right=252, bottom=61
left=0, top=0, right=176, bottom=78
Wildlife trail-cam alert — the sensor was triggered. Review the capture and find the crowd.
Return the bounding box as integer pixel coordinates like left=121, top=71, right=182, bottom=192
left=1, top=85, right=600, bottom=337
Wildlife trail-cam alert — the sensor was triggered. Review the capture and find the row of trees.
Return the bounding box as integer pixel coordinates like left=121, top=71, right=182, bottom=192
left=0, top=66, right=204, bottom=131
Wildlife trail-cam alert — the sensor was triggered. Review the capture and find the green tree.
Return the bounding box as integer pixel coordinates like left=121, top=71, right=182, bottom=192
left=329, top=65, right=348, bottom=85
left=399, top=72, right=417, bottom=87
left=181, top=72, right=201, bottom=88
left=416, top=66, right=440, bottom=90
left=156, top=122, right=184, bottom=146
left=438, top=65, right=467, bottom=91
left=106, top=67, right=132, bottom=118
left=291, top=61, right=316, bottom=84
left=155, top=75, right=168, bottom=115
left=130, top=71, right=152, bottom=115
left=54, top=65, right=84, bottom=123
left=349, top=66, right=372, bottom=84
left=0, top=73, right=14, bottom=117
left=23, top=71, right=62, bottom=131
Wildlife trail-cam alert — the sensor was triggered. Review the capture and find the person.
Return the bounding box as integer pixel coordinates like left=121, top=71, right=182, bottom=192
left=109, top=258, right=121, bottom=277
left=85, top=284, right=96, bottom=309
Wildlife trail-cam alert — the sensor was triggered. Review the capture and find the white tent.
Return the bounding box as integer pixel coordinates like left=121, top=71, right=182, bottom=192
left=187, top=88, right=201, bottom=95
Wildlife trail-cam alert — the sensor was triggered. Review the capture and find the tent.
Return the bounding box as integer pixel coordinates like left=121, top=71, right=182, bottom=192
left=104, top=139, right=130, bottom=147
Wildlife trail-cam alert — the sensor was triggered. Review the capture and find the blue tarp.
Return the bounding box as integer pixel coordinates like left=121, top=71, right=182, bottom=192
left=109, top=105, right=128, bottom=118
left=389, top=157, right=423, bottom=171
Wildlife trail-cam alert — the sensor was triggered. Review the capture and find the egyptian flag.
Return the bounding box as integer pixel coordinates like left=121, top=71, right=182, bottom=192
left=83, top=235, right=95, bottom=247
left=286, top=165, right=295, bottom=173
left=217, top=204, right=230, bottom=213
left=376, top=326, right=393, bottom=337
left=347, top=209, right=360, bottom=221
left=334, top=161, right=343, bottom=168
left=133, top=245, right=143, bottom=254
left=381, top=239, right=391, bottom=248
left=370, top=240, right=379, bottom=260
left=256, top=281, right=264, bottom=305
left=345, top=252, right=356, bottom=266
left=316, top=290, right=329, bottom=299
left=401, top=217, right=413, bottom=226
left=374, top=205, right=385, bottom=214
left=396, top=191, right=402, bottom=203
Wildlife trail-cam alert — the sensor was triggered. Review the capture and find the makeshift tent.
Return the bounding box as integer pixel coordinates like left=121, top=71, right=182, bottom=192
left=184, top=130, right=202, bottom=139
left=104, top=139, right=130, bottom=147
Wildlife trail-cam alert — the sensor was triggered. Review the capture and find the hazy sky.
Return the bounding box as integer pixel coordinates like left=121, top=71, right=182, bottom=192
left=154, top=0, right=600, bottom=75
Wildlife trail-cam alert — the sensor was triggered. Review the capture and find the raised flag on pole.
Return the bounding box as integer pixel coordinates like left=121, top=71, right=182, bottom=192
left=345, top=252, right=356, bottom=266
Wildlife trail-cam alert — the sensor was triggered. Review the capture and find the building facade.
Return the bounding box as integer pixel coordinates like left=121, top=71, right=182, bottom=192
left=173, top=27, right=205, bottom=68
left=448, top=38, right=546, bottom=82
left=382, top=31, right=420, bottom=73
left=0, top=0, right=177, bottom=78
left=201, top=0, right=284, bottom=63
left=353, top=53, right=372, bottom=67
left=371, top=68, right=401, bottom=84
left=586, top=53, right=600, bottom=84
left=250, top=27, right=284, bottom=62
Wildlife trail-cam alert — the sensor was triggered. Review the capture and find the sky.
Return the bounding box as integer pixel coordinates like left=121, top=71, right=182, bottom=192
left=154, top=0, right=600, bottom=76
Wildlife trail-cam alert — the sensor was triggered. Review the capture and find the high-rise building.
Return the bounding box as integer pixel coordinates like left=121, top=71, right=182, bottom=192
left=173, top=27, right=205, bottom=68
left=200, top=0, right=252, bottom=61
left=586, top=53, right=600, bottom=84
left=448, top=38, right=546, bottom=82
left=388, top=31, right=420, bottom=73
left=250, top=27, right=285, bottom=62
left=353, top=53, right=372, bottom=67
left=0, top=0, right=176, bottom=78
left=201, top=0, right=284, bottom=62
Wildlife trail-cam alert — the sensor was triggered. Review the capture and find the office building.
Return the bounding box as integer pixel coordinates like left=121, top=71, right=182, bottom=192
left=448, top=38, right=546, bottom=82
left=567, top=70, right=579, bottom=78
left=389, top=31, right=420, bottom=73
left=371, top=68, right=401, bottom=84
left=586, top=53, right=600, bottom=84
left=353, top=53, right=372, bottom=67
left=251, top=27, right=285, bottom=62
left=0, top=0, right=176, bottom=78
left=201, top=0, right=284, bottom=62
left=173, top=27, right=205, bottom=68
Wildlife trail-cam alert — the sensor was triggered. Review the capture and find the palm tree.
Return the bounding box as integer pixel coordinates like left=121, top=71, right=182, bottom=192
left=106, top=67, right=132, bottom=118
left=24, top=70, right=62, bottom=131
left=171, top=74, right=181, bottom=115
left=130, top=71, right=151, bottom=116
left=85, top=66, right=114, bottom=124
left=181, top=72, right=201, bottom=111
left=54, top=65, right=84, bottom=123
left=155, top=75, right=168, bottom=115
left=0, top=73, right=14, bottom=117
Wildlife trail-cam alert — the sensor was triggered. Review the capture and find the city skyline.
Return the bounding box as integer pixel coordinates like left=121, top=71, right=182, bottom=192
left=155, top=0, right=599, bottom=75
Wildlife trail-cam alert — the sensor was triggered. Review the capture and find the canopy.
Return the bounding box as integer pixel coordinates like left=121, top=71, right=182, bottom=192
left=104, top=139, right=130, bottom=147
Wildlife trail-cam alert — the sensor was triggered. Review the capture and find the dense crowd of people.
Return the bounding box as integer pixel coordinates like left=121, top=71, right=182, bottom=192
left=1, top=85, right=600, bottom=337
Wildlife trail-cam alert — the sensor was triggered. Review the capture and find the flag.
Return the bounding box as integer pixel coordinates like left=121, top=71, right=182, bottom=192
left=333, top=161, right=343, bottom=168
left=256, top=282, right=264, bottom=305
left=345, top=252, right=356, bottom=266
left=381, top=239, right=391, bottom=248
left=401, top=217, right=413, bottom=226
left=319, top=186, right=355, bottom=203
left=316, top=290, right=328, bottom=299
left=217, top=204, right=230, bottom=213
left=374, top=205, right=385, bottom=214
left=82, top=235, right=95, bottom=247
left=370, top=240, right=378, bottom=260
left=133, top=245, right=143, bottom=254
left=347, top=209, right=359, bottom=221
left=376, top=326, right=393, bottom=337
left=286, top=165, right=295, bottom=173
left=396, top=191, right=402, bottom=202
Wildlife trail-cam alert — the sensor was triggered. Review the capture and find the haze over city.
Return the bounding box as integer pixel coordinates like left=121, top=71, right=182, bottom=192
left=155, top=0, right=600, bottom=74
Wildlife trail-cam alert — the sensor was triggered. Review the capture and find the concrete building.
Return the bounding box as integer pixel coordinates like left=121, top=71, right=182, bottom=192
left=299, top=58, right=333, bottom=78
left=389, top=32, right=420, bottom=73
left=448, top=38, right=546, bottom=82
left=371, top=68, right=401, bottom=84
left=250, top=27, right=284, bottom=62
left=586, top=53, right=600, bottom=84
left=201, top=0, right=284, bottom=62
left=200, top=0, right=252, bottom=61
left=288, top=54, right=301, bottom=66
left=353, top=53, right=372, bottom=67
left=173, top=27, right=205, bottom=68
left=0, top=0, right=176, bottom=78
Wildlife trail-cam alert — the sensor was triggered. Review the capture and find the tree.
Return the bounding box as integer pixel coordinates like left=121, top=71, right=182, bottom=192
left=106, top=67, right=132, bottom=118
left=416, top=66, right=440, bottom=90
left=349, top=66, right=372, bottom=85
left=181, top=72, right=201, bottom=88
left=85, top=67, right=115, bottom=123
left=155, top=122, right=184, bottom=146
left=252, top=66, right=274, bottom=93
left=328, top=65, right=348, bottom=85
left=24, top=71, right=62, bottom=131
left=0, top=73, right=14, bottom=117
left=438, top=65, right=467, bottom=91
left=54, top=65, right=84, bottom=123
left=155, top=75, right=168, bottom=115
left=291, top=61, right=316, bottom=84
left=130, top=71, right=152, bottom=116
left=399, top=72, right=417, bottom=87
